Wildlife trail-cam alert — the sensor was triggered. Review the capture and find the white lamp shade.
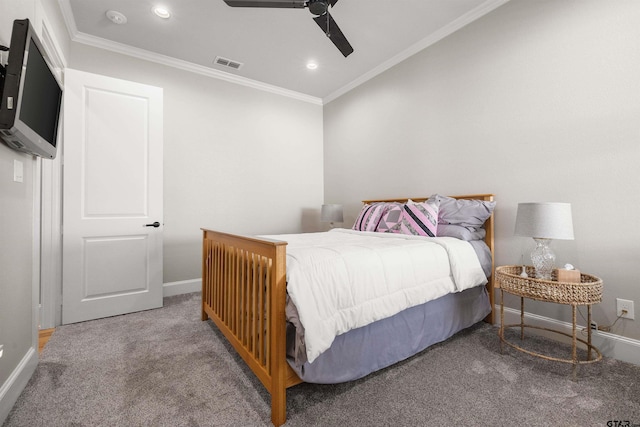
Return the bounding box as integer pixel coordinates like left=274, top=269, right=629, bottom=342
left=321, top=204, right=344, bottom=223
left=514, top=202, right=574, bottom=240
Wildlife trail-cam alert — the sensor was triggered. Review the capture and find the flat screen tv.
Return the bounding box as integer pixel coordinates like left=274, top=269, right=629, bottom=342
left=0, top=19, right=62, bottom=159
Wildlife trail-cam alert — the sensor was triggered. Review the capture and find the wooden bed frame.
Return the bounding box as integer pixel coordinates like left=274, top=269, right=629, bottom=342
left=201, top=194, right=495, bottom=426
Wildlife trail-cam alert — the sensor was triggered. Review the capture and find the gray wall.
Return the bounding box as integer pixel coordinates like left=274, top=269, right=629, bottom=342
left=324, top=0, right=640, bottom=339
left=0, top=146, right=34, bottom=385
left=68, top=44, right=324, bottom=283
left=0, top=0, right=37, bottom=397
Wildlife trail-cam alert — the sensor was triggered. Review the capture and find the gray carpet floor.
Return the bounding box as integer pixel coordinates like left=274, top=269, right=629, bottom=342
left=4, top=292, right=640, bottom=426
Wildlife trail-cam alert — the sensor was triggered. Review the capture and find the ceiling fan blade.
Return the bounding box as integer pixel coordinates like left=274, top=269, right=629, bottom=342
left=327, top=0, right=339, bottom=7
left=223, top=0, right=306, bottom=8
left=313, top=12, right=354, bottom=57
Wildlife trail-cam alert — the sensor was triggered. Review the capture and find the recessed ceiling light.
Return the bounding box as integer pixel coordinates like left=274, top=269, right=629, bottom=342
left=306, top=62, right=318, bottom=70
left=153, top=7, right=171, bottom=19
left=106, top=10, right=127, bottom=25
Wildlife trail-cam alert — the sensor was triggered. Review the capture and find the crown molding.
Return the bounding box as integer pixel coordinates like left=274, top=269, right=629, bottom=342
left=57, top=0, right=322, bottom=106
left=58, top=0, right=509, bottom=106
left=323, top=0, right=510, bottom=104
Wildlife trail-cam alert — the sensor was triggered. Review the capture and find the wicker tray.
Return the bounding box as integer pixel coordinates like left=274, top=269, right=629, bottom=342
left=496, top=265, right=602, bottom=305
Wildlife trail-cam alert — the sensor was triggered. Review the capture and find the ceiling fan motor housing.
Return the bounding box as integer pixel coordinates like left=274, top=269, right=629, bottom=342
left=308, top=0, right=328, bottom=16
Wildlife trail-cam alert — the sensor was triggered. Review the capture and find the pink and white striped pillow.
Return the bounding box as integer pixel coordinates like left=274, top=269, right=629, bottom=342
left=389, top=199, right=439, bottom=237
left=352, top=203, right=387, bottom=231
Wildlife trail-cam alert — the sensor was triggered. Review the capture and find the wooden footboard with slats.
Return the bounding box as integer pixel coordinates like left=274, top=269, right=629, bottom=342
left=201, top=230, right=302, bottom=427
left=202, top=194, right=495, bottom=426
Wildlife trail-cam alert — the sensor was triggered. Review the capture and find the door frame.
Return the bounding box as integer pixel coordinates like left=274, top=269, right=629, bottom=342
left=37, top=8, right=66, bottom=329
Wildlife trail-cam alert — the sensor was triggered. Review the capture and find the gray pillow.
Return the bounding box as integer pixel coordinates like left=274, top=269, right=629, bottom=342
left=469, top=240, right=493, bottom=277
left=429, top=194, right=496, bottom=228
left=437, top=224, right=486, bottom=241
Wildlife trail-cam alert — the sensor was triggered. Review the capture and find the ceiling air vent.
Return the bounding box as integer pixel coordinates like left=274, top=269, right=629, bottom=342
left=214, top=56, right=243, bottom=70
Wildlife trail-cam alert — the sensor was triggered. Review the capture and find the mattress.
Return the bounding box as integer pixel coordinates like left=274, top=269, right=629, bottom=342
left=286, top=284, right=491, bottom=384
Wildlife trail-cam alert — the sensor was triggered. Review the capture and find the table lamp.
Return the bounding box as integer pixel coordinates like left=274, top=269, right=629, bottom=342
left=514, top=202, right=574, bottom=280
left=321, top=204, right=343, bottom=228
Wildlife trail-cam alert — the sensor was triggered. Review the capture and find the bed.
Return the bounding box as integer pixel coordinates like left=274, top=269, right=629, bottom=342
left=201, top=194, right=495, bottom=426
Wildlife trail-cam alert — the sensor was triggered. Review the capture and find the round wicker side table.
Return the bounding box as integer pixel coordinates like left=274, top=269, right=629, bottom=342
left=496, top=265, right=603, bottom=378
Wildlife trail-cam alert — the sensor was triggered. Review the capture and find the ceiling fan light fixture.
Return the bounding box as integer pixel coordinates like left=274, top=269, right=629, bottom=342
left=153, top=7, right=171, bottom=19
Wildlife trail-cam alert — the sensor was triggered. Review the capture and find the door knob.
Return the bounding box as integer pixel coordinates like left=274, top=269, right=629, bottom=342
left=144, top=221, right=161, bottom=228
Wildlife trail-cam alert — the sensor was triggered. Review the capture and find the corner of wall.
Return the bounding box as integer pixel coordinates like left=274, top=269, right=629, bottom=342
left=0, top=348, right=38, bottom=424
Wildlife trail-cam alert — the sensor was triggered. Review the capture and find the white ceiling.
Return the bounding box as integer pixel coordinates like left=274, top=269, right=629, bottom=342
left=59, top=0, right=508, bottom=104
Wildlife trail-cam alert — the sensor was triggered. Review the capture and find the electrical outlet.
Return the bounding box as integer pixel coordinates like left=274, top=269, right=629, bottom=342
left=590, top=321, right=598, bottom=332
left=616, top=298, right=635, bottom=320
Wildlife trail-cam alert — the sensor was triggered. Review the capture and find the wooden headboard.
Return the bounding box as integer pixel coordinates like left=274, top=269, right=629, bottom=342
left=361, top=194, right=495, bottom=324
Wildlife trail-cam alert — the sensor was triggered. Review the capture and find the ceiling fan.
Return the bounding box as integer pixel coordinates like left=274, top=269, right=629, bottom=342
left=222, top=0, right=354, bottom=57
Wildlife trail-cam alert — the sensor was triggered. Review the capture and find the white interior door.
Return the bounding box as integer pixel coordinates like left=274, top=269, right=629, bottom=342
left=62, top=69, right=163, bottom=324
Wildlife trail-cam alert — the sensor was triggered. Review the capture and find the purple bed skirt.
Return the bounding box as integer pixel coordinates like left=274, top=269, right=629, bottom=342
left=287, top=285, right=491, bottom=384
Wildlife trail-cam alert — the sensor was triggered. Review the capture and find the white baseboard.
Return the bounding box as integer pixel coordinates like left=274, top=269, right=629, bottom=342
left=498, top=306, right=640, bottom=366
left=160, top=284, right=640, bottom=365
left=0, top=347, right=38, bottom=424
left=162, top=278, right=201, bottom=297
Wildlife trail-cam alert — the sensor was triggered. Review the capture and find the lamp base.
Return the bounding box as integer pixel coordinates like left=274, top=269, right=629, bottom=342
left=531, top=238, right=555, bottom=280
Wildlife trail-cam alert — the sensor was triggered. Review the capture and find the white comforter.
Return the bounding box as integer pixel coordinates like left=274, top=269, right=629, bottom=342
left=264, top=228, right=488, bottom=363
